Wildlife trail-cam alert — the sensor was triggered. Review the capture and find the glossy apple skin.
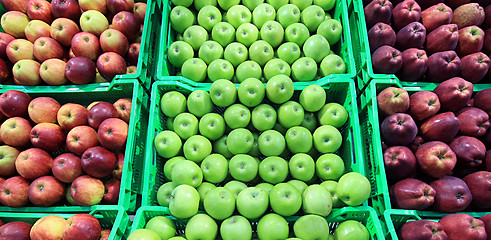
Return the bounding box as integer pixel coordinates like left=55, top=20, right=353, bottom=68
left=463, top=171, right=491, bottom=209
left=81, top=146, right=117, bottom=178
left=113, top=98, right=131, bottom=123
left=96, top=52, right=127, bottom=81
left=384, top=146, right=416, bottom=181
left=57, top=103, right=88, bottom=131
left=50, top=18, right=79, bottom=46
left=0, top=176, right=30, bottom=207
left=430, top=176, right=472, bottom=213
left=71, top=32, right=100, bottom=61
left=433, top=77, right=473, bottom=112
left=392, top=0, right=421, bottom=31
left=409, top=91, right=440, bottom=121
left=398, top=220, right=447, bottom=240
left=415, top=141, right=457, bottom=179
left=372, top=45, right=403, bottom=74
left=425, top=24, right=459, bottom=54
left=28, top=175, right=65, bottom=207
left=0, top=90, right=32, bottom=117
left=87, top=102, right=118, bottom=129
left=420, top=112, right=460, bottom=143
left=380, top=113, right=418, bottom=146
left=65, top=57, right=96, bottom=85
left=456, top=107, right=490, bottom=137
left=112, top=11, right=140, bottom=40
left=450, top=136, right=486, bottom=168
left=368, top=22, right=396, bottom=51
left=127, top=43, right=140, bottom=66
left=66, top=125, right=99, bottom=156
left=27, top=0, right=53, bottom=23
left=364, top=0, right=393, bottom=29
left=70, top=175, right=104, bottom=206
left=377, top=87, right=410, bottom=117
left=28, top=97, right=61, bottom=124
left=0, top=221, right=32, bottom=240
left=98, top=118, right=128, bottom=151
left=440, top=214, right=487, bottom=240
left=15, top=148, right=53, bottom=180
left=0, top=0, right=29, bottom=13
left=480, top=213, right=491, bottom=240
left=426, top=51, right=461, bottom=82
left=112, top=153, right=124, bottom=180
left=102, top=179, right=120, bottom=204
left=30, top=123, right=65, bottom=152
left=391, top=178, right=436, bottom=210
left=52, top=153, right=83, bottom=184
left=460, top=52, right=490, bottom=83
left=396, top=22, right=426, bottom=50
left=107, top=0, right=134, bottom=14
left=51, top=0, right=81, bottom=21
left=399, top=48, right=428, bottom=82
left=62, top=214, right=101, bottom=240
left=1, top=117, right=32, bottom=147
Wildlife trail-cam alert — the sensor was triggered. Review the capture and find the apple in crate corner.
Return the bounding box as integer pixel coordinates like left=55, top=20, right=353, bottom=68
left=88, top=102, right=119, bottom=129
left=380, top=113, right=418, bottom=146
left=391, top=178, right=436, bottom=210
left=0, top=117, right=32, bottom=147
left=57, top=103, right=88, bottom=131
left=28, top=97, right=61, bottom=124
left=15, top=148, right=53, bottom=180
left=52, top=153, right=83, bottom=183
left=112, top=153, right=124, bottom=180
left=30, top=123, right=65, bottom=152
left=0, top=221, right=32, bottom=240
left=70, top=175, right=105, bottom=206
left=96, top=52, right=127, bottom=81
left=28, top=175, right=65, bottom=207
left=376, top=87, right=410, bottom=117
left=30, top=215, right=66, bottom=240
left=62, top=214, right=102, bottom=240
left=50, top=18, right=80, bottom=46
left=0, top=176, right=30, bottom=207
left=113, top=98, right=132, bottom=123
left=103, top=179, right=120, bottom=204
left=81, top=146, right=117, bottom=178
left=0, top=145, right=20, bottom=177
left=112, top=11, right=140, bottom=40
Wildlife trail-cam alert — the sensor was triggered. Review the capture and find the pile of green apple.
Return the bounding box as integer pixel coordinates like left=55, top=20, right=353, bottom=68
left=150, top=75, right=371, bottom=239
left=167, top=0, right=345, bottom=83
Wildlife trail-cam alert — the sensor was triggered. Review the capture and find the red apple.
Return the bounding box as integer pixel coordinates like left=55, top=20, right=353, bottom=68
left=100, top=29, right=129, bottom=56
left=456, top=26, right=485, bottom=57
left=0, top=0, right=29, bottom=13
left=0, top=145, right=20, bottom=178
left=430, top=176, right=472, bottom=213
left=98, top=118, right=128, bottom=151
left=420, top=112, right=460, bottom=143
left=52, top=153, right=83, bottom=183
left=426, top=51, right=461, bottom=82
left=398, top=220, right=447, bottom=240
left=456, top=107, right=490, bottom=137
left=71, top=32, right=100, bottom=61
left=33, top=37, right=64, bottom=62
left=66, top=125, right=99, bottom=156
left=450, top=136, right=486, bottom=168
left=112, top=152, right=124, bottom=180
left=0, top=176, right=30, bottom=207
left=96, top=52, right=127, bottom=81
left=399, top=48, right=428, bottom=82
left=392, top=0, right=421, bottom=31
left=372, top=45, right=403, bottom=74
left=62, top=214, right=101, bottom=240
left=28, top=97, right=60, bottom=124
left=0, top=32, right=15, bottom=59
left=463, top=171, right=491, bottom=209
left=409, top=91, right=440, bottom=121
left=6, top=39, right=34, bottom=63
left=0, top=221, right=32, bottom=240
left=384, top=146, right=416, bottom=181
left=70, top=175, right=104, bottom=206
left=102, top=179, right=120, bottom=204
left=87, top=102, right=118, bottom=129
left=459, top=52, right=490, bottom=83
left=112, top=11, right=140, bottom=40
left=391, top=178, right=436, bottom=210
left=380, top=113, right=418, bottom=146
left=133, top=2, right=146, bottom=24
left=15, top=148, right=53, bottom=180
left=51, top=0, right=80, bottom=21
left=57, top=103, right=88, bottom=131
left=425, top=24, right=459, bottom=54
left=100, top=229, right=111, bottom=240
left=415, top=141, right=457, bottom=178
left=0, top=117, right=32, bottom=147
left=408, top=135, right=424, bottom=153
left=81, top=146, right=117, bottom=178
left=474, top=88, right=491, bottom=116
left=0, top=90, right=31, bottom=118
left=27, top=0, right=53, bottom=23
left=396, top=22, right=426, bottom=50
left=113, top=98, right=131, bottom=123
left=79, top=0, right=107, bottom=14
left=65, top=57, right=96, bottom=84
left=433, top=77, right=474, bottom=112
left=28, top=175, right=65, bottom=207
left=127, top=43, right=140, bottom=66
left=376, top=87, right=410, bottom=117
left=364, top=0, right=393, bottom=29
left=421, top=3, right=453, bottom=33
left=480, top=214, right=491, bottom=240
left=24, top=20, right=51, bottom=43
left=30, top=215, right=66, bottom=240
left=30, top=123, right=65, bottom=152
left=50, top=18, right=79, bottom=46
left=440, top=214, right=487, bottom=240
left=107, top=0, right=134, bottom=15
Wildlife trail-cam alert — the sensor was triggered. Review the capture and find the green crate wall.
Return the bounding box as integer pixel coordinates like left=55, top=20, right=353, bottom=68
left=156, top=0, right=356, bottom=84
left=359, top=79, right=491, bottom=218
left=0, top=205, right=130, bottom=239
left=0, top=79, right=149, bottom=213
left=129, top=205, right=385, bottom=239
left=142, top=77, right=366, bottom=208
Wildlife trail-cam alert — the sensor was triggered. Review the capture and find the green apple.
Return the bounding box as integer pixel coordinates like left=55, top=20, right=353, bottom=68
left=198, top=5, right=222, bottom=31
left=258, top=130, right=286, bottom=156
left=212, top=22, right=236, bottom=47
left=168, top=41, right=194, bottom=68
left=291, top=57, right=318, bottom=82
left=169, top=237, right=186, bottom=240
left=318, top=102, right=348, bottom=128
left=320, top=180, right=345, bottom=208
left=303, top=34, right=330, bottom=63
left=227, top=5, right=252, bottom=28
left=315, top=0, right=336, bottom=11
left=213, top=135, right=234, bottom=159
left=260, top=20, right=284, bottom=48
left=128, top=229, right=160, bottom=240
left=238, top=77, right=265, bottom=107
left=333, top=220, right=369, bottom=240
left=218, top=0, right=240, bottom=10
left=172, top=159, right=203, bottom=187
left=181, top=58, right=208, bottom=82
left=224, top=42, right=249, bottom=67
left=287, top=179, right=308, bottom=195
left=201, top=154, right=228, bottom=183
left=285, top=126, right=313, bottom=153
left=291, top=0, right=312, bottom=10
left=236, top=61, right=262, bottom=82
left=169, top=184, right=200, bottom=219
left=204, top=187, right=236, bottom=220
left=172, top=0, right=193, bottom=7
left=80, top=10, right=109, bottom=36
left=194, top=0, right=217, bottom=10
left=266, top=75, right=294, bottom=104
left=155, top=130, right=182, bottom=158
left=227, top=128, right=254, bottom=154
left=199, top=113, right=226, bottom=140
left=170, top=6, right=195, bottom=33
left=251, top=104, right=276, bottom=131
left=302, top=112, right=318, bottom=132
left=320, top=54, right=346, bottom=76
left=336, top=172, right=370, bottom=206
left=157, top=182, right=176, bottom=207
left=257, top=213, right=289, bottom=239
left=183, top=135, right=212, bottom=163
left=256, top=182, right=274, bottom=193
left=252, top=3, right=276, bottom=28
left=164, top=156, right=186, bottom=180
left=248, top=132, right=261, bottom=157
left=276, top=4, right=301, bottom=28
left=207, top=59, right=235, bottom=82
left=229, top=154, right=258, bottom=182
left=277, top=42, right=301, bottom=65
left=316, top=153, right=345, bottom=181
left=259, top=156, right=289, bottom=183
left=161, top=91, right=187, bottom=117
left=210, top=79, right=237, bottom=107
left=224, top=180, right=248, bottom=196
left=301, top=5, right=325, bottom=32
left=183, top=25, right=209, bottom=51
left=197, top=182, right=217, bottom=209
left=224, top=104, right=251, bottom=129
left=146, top=216, right=176, bottom=240
left=302, top=184, right=332, bottom=216
left=269, top=183, right=302, bottom=216
left=277, top=101, right=305, bottom=128
left=317, top=19, right=342, bottom=45
left=293, top=215, right=329, bottom=240
left=299, top=84, right=326, bottom=112
left=167, top=117, right=175, bottom=131
left=289, top=153, right=315, bottom=181
left=236, top=23, right=259, bottom=47
left=220, top=215, right=253, bottom=240
left=173, top=112, right=199, bottom=140
left=236, top=187, right=269, bottom=219
left=249, top=40, right=274, bottom=66
left=199, top=40, right=224, bottom=65
left=243, top=0, right=264, bottom=10
left=185, top=214, right=218, bottom=240
left=266, top=0, right=288, bottom=10
left=313, top=125, right=342, bottom=153
left=263, top=58, right=291, bottom=81
left=187, top=90, right=213, bottom=117
left=284, top=23, right=310, bottom=47
left=325, top=13, right=332, bottom=20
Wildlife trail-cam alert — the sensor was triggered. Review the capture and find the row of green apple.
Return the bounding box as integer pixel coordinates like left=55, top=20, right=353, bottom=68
left=167, top=0, right=346, bottom=83
left=129, top=212, right=370, bottom=240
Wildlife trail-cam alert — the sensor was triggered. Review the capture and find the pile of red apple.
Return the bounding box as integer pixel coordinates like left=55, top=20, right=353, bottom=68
left=365, top=0, right=491, bottom=83
left=0, top=90, right=132, bottom=208
left=0, top=213, right=112, bottom=240
left=167, top=0, right=346, bottom=83
left=0, top=0, right=145, bottom=86
left=377, top=77, right=491, bottom=213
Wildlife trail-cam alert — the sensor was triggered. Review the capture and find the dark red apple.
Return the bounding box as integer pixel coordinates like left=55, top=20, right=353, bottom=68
left=65, top=57, right=96, bottom=85
left=372, top=45, right=403, bottom=74
left=96, top=52, right=127, bottom=81
left=0, top=58, right=10, bottom=83
left=463, top=171, right=491, bottom=209
left=87, top=102, right=118, bottom=129
left=396, top=22, right=426, bottom=50
left=440, top=214, right=487, bottom=240
left=415, top=141, right=457, bottom=178
left=426, top=51, right=461, bottom=82
left=392, top=0, right=421, bottom=31
left=398, top=220, right=447, bottom=240
left=399, top=48, right=428, bottom=82
left=364, top=0, right=393, bottom=29
left=51, top=0, right=80, bottom=21
left=112, top=11, right=140, bottom=40
left=384, top=146, right=416, bottom=181
left=52, top=153, right=83, bottom=183
left=0, top=32, right=15, bottom=60
left=0, top=221, right=32, bottom=240
left=127, top=43, right=140, bottom=66
left=433, top=77, right=474, bottom=112
left=30, top=123, right=65, bottom=152
left=0, top=90, right=32, bottom=118
left=450, top=136, right=486, bottom=168
left=391, top=178, right=436, bottom=210
left=480, top=213, right=491, bottom=240
left=102, top=179, right=120, bottom=204
left=425, top=24, right=459, bottom=54
left=98, top=118, right=128, bottom=151
left=430, top=176, right=472, bottom=213
left=459, top=52, right=490, bottom=83
left=456, top=107, right=490, bottom=137
left=420, top=112, right=460, bottom=143
left=409, top=91, right=440, bottom=121
left=28, top=175, right=64, bottom=207
left=380, top=113, right=418, bottom=146
left=81, top=146, right=117, bottom=178
left=408, top=135, right=424, bottom=153
left=107, top=0, right=134, bottom=14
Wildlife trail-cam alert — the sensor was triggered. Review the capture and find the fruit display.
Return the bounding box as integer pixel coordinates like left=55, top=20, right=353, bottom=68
left=161, top=0, right=352, bottom=83
left=128, top=205, right=384, bottom=240
left=361, top=0, right=491, bottom=84
left=0, top=205, right=128, bottom=240
left=0, top=0, right=148, bottom=86
left=0, top=80, right=147, bottom=211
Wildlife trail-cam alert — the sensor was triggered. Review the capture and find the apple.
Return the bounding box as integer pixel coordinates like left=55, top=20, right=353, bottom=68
left=154, top=130, right=182, bottom=159
left=286, top=126, right=313, bottom=154
left=98, top=118, right=128, bottom=151
left=336, top=172, right=370, bottom=206
left=133, top=2, right=146, bottom=23
left=431, top=176, right=472, bottom=213
left=30, top=122, right=65, bottom=152
left=100, top=29, right=129, bottom=56
left=251, top=104, right=276, bottom=132
left=62, top=214, right=101, bottom=240
left=173, top=112, right=198, bottom=140
left=220, top=215, right=252, bottom=240
left=79, top=0, right=107, bottom=14
left=28, top=175, right=64, bottom=207
left=303, top=34, right=330, bottom=63
left=450, top=136, right=486, bottom=168
left=52, top=153, right=83, bottom=183
left=107, top=0, right=134, bottom=14
left=236, top=23, right=259, bottom=47
left=144, top=216, right=176, bottom=240
left=227, top=128, right=254, bottom=155
left=0, top=32, right=15, bottom=59
left=277, top=101, right=304, bottom=128
left=298, top=85, right=326, bottom=113
left=249, top=40, right=274, bottom=66
left=112, top=11, right=140, bottom=40
left=0, top=221, right=31, bottom=240
left=302, top=184, right=332, bottom=216
left=0, top=117, right=31, bottom=147
left=88, top=102, right=118, bottom=129
left=160, top=91, right=186, bottom=118
left=171, top=159, right=203, bottom=187
left=211, top=22, right=235, bottom=47
left=51, top=0, right=80, bottom=21
left=1, top=11, right=29, bottom=38
left=207, top=59, right=234, bottom=82
left=203, top=187, right=235, bottom=220
left=70, top=175, right=105, bottom=206
left=15, top=148, right=53, bottom=180
left=28, top=97, right=60, bottom=124
left=81, top=146, right=117, bottom=178
left=463, top=171, right=491, bottom=209
left=439, top=214, right=487, bottom=240
left=416, top=141, right=457, bottom=178
left=49, top=18, right=79, bottom=46
left=276, top=4, right=300, bottom=28
left=409, top=91, right=440, bottom=121
left=13, top=59, right=42, bottom=86
left=7, top=39, right=34, bottom=63
left=0, top=145, right=19, bottom=177
left=316, top=153, right=345, bottom=181
left=167, top=41, right=194, bottom=68
left=266, top=74, right=294, bottom=104
left=0, top=176, right=30, bottom=207
left=260, top=20, right=284, bottom=48
left=380, top=113, right=417, bottom=146
left=391, top=178, right=436, bottom=210
left=313, top=125, right=342, bottom=153
left=185, top=214, right=218, bottom=240
left=277, top=42, right=301, bottom=66
left=269, top=182, right=302, bottom=216
left=200, top=154, right=227, bottom=184
left=197, top=5, right=222, bottom=32
left=334, top=220, right=370, bottom=240
left=102, top=179, right=120, bottom=204
left=198, top=41, right=223, bottom=65
left=127, top=229, right=160, bottom=240
left=258, top=129, right=285, bottom=156
left=57, top=103, right=88, bottom=131
left=226, top=5, right=252, bottom=29
left=384, top=146, right=416, bottom=181
left=257, top=213, right=289, bottom=239
left=0, top=0, right=29, bottom=13
left=169, top=184, right=200, bottom=219
left=33, top=36, right=64, bottom=62
left=224, top=42, right=248, bottom=68
left=318, top=102, right=348, bottom=128
left=229, top=154, right=258, bottom=182
left=71, top=32, right=100, bottom=61
left=293, top=215, right=329, bottom=240
left=399, top=220, right=447, bottom=240
left=320, top=54, right=346, bottom=76
left=24, top=20, right=51, bottom=43
left=183, top=135, right=212, bottom=163
left=420, top=112, right=460, bottom=143
left=112, top=153, right=124, bottom=180
left=30, top=215, right=66, bottom=240
left=259, top=156, right=288, bottom=184
left=113, top=98, right=131, bottom=123
left=224, top=103, right=251, bottom=129
left=181, top=58, right=207, bottom=82
left=96, top=52, right=127, bottom=80
left=263, top=58, right=290, bottom=81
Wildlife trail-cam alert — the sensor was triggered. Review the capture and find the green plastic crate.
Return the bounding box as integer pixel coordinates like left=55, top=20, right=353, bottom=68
left=155, top=0, right=356, bottom=84
left=0, top=0, right=157, bottom=91
left=129, top=206, right=385, bottom=239
left=0, top=79, right=149, bottom=213
left=383, top=209, right=489, bottom=240
left=359, top=79, right=491, bottom=218
left=142, top=77, right=366, bottom=207
left=0, top=205, right=130, bottom=240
